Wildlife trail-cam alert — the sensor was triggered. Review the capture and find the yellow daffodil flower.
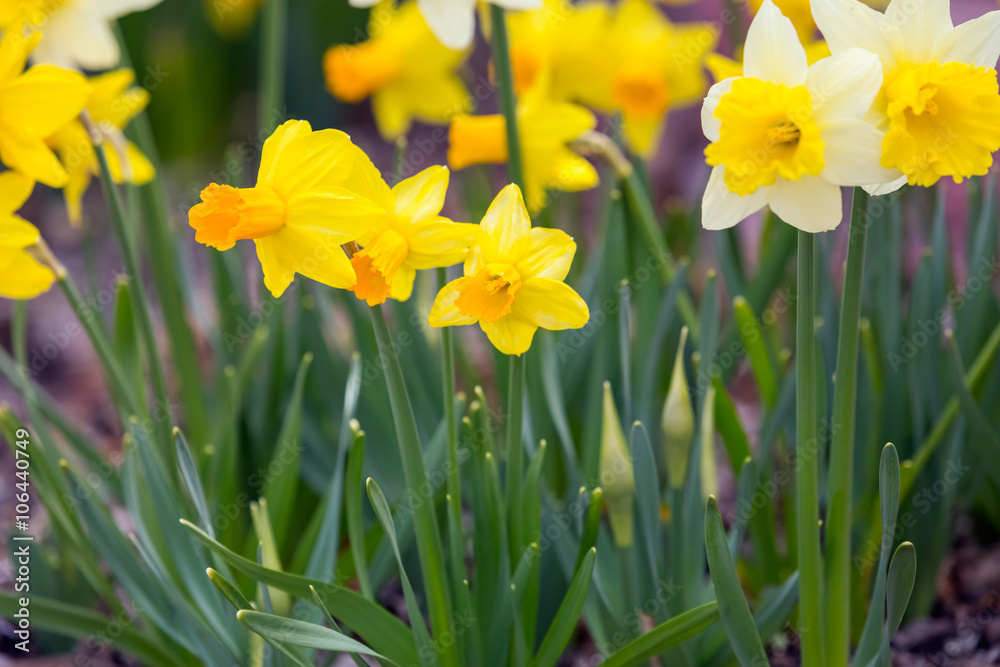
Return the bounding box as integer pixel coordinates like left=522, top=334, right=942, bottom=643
left=189, top=119, right=388, bottom=298
left=324, top=0, right=472, bottom=140
left=0, top=172, right=55, bottom=299
left=1, top=0, right=163, bottom=70
left=813, top=0, right=1000, bottom=189
left=701, top=0, right=898, bottom=231
left=429, top=184, right=588, bottom=356
left=350, top=0, right=540, bottom=50
left=348, top=165, right=477, bottom=306
left=506, top=0, right=609, bottom=100
left=571, top=0, right=716, bottom=156
left=0, top=29, right=87, bottom=188
left=447, top=94, right=598, bottom=214
left=49, top=69, right=155, bottom=225
left=706, top=40, right=831, bottom=82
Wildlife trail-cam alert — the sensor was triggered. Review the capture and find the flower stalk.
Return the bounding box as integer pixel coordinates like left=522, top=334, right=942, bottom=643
left=796, top=230, right=824, bottom=667
left=824, top=187, right=870, bottom=666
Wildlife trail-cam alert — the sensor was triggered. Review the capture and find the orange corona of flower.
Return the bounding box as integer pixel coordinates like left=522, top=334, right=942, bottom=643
left=429, top=184, right=589, bottom=356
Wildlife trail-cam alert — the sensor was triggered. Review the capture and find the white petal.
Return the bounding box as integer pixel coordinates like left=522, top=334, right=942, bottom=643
left=863, top=175, right=907, bottom=196
left=417, top=0, right=476, bottom=50
left=83, top=0, right=162, bottom=18
left=702, top=77, right=737, bottom=143
left=32, top=8, right=119, bottom=70
left=495, top=0, right=542, bottom=9
left=820, top=118, right=898, bottom=186
left=743, top=0, right=808, bottom=86
left=807, top=48, right=883, bottom=123
left=884, top=0, right=952, bottom=61
left=767, top=176, right=843, bottom=232
left=936, top=10, right=1000, bottom=67
left=702, top=166, right=769, bottom=230
left=349, top=0, right=380, bottom=6
left=812, top=0, right=900, bottom=69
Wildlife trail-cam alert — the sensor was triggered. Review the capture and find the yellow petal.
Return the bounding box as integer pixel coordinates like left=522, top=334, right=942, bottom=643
left=392, top=165, right=448, bottom=223
left=479, top=184, right=531, bottom=263
left=0, top=171, right=34, bottom=213
left=516, top=227, right=577, bottom=282
left=125, top=141, right=155, bottom=184
left=512, top=277, right=589, bottom=330
left=0, top=29, right=40, bottom=85
left=0, top=65, right=88, bottom=136
left=0, top=121, right=69, bottom=187
left=257, top=119, right=315, bottom=187
left=371, top=86, right=413, bottom=140
left=88, top=69, right=149, bottom=127
left=622, top=113, right=664, bottom=158
left=0, top=215, right=42, bottom=249
left=0, top=249, right=54, bottom=299
left=480, top=315, right=538, bottom=355
left=254, top=228, right=356, bottom=297
left=389, top=263, right=416, bottom=301
left=285, top=188, right=386, bottom=240
left=406, top=217, right=477, bottom=269
left=429, top=277, right=478, bottom=327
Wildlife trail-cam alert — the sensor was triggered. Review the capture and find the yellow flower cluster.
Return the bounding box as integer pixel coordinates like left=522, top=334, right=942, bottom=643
left=0, top=0, right=164, bottom=299
left=188, top=120, right=589, bottom=356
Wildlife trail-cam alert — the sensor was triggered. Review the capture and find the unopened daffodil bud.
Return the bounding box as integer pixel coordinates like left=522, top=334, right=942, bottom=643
left=662, top=326, right=694, bottom=489
left=599, top=382, right=635, bottom=548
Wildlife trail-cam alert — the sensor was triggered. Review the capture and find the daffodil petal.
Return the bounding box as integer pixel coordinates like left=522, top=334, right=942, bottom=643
left=393, top=165, right=449, bottom=223
left=820, top=118, right=898, bottom=186
left=0, top=65, right=88, bottom=136
left=417, top=0, right=476, bottom=50
left=742, top=0, right=807, bottom=87
left=0, top=250, right=54, bottom=299
left=702, top=165, right=769, bottom=230
left=480, top=316, right=537, bottom=356
left=267, top=128, right=354, bottom=198
left=0, top=215, right=41, bottom=249
left=806, top=48, right=883, bottom=123
left=258, top=120, right=314, bottom=187
left=35, top=7, right=121, bottom=70
left=285, top=189, right=386, bottom=240
left=862, top=176, right=907, bottom=197
left=766, top=175, right=843, bottom=232
left=936, top=10, right=1000, bottom=68
left=811, top=0, right=899, bottom=69
left=0, top=122, right=69, bottom=187
left=406, top=218, right=478, bottom=269
left=513, top=277, right=589, bottom=330
left=371, top=87, right=415, bottom=140
left=254, top=229, right=356, bottom=298
left=479, top=183, right=531, bottom=263
left=0, top=172, right=34, bottom=214
left=389, top=263, right=416, bottom=301
left=702, top=77, right=737, bottom=143
left=429, top=277, right=478, bottom=326
left=517, top=227, right=576, bottom=282
left=884, top=0, right=951, bottom=61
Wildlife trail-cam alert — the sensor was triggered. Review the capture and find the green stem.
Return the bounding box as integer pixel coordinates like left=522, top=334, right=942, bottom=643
left=620, top=170, right=699, bottom=340
left=258, top=0, right=286, bottom=135
left=94, top=144, right=172, bottom=450
left=438, top=268, right=462, bottom=537
left=506, top=352, right=526, bottom=562
left=824, top=188, right=869, bottom=665
left=368, top=304, right=458, bottom=667
left=488, top=3, right=524, bottom=192
left=795, top=230, right=824, bottom=667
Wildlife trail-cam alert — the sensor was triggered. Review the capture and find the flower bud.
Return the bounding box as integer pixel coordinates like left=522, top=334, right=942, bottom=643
left=600, top=382, right=635, bottom=547
left=662, top=326, right=694, bottom=489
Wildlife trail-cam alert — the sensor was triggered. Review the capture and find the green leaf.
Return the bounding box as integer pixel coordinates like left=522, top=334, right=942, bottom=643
left=0, top=591, right=181, bottom=666
left=367, top=477, right=438, bottom=666
left=886, top=542, right=916, bottom=637
left=602, top=602, right=720, bottom=667
left=576, top=488, right=604, bottom=571
left=531, top=547, right=597, bottom=667
left=208, top=568, right=253, bottom=611
left=733, top=296, right=778, bottom=406
left=345, top=425, right=373, bottom=599
left=712, top=378, right=752, bottom=474
left=705, top=497, right=768, bottom=666
left=265, top=352, right=312, bottom=547
left=174, top=427, right=215, bottom=538
left=237, top=610, right=389, bottom=662
left=180, top=519, right=420, bottom=666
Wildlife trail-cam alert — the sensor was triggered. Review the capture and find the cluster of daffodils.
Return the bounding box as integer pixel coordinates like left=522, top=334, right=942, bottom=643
left=700, top=0, right=1000, bottom=232
left=188, top=120, right=589, bottom=356
left=0, top=0, right=163, bottom=299
left=323, top=0, right=717, bottom=213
